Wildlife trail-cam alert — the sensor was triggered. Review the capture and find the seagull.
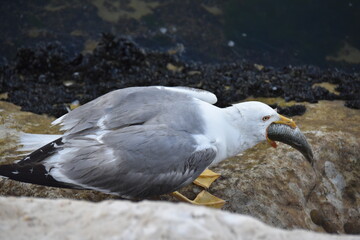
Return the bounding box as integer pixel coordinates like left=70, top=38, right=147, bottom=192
left=0, top=86, right=313, bottom=207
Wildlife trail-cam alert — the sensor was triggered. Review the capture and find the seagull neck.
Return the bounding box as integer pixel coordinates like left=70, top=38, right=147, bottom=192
left=221, top=106, right=257, bottom=158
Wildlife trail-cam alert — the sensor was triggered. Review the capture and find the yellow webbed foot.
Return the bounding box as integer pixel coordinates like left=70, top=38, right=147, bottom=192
left=193, top=169, right=221, bottom=189
left=171, top=190, right=226, bottom=209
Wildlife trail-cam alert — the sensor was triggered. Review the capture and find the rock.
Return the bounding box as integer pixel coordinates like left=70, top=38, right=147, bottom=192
left=0, top=196, right=358, bottom=240
left=0, top=100, right=359, bottom=235
left=1, top=36, right=359, bottom=117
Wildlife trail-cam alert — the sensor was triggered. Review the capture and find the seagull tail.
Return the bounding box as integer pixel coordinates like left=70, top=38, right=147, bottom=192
left=0, top=163, right=71, bottom=189
left=0, top=137, right=74, bottom=189
left=18, top=133, right=62, bottom=152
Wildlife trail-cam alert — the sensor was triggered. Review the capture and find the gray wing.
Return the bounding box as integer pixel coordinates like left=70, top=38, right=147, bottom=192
left=52, top=86, right=215, bottom=136
left=47, top=125, right=217, bottom=198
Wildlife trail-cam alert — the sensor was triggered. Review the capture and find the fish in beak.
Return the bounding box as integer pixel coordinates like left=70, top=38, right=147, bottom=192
left=266, top=114, right=296, bottom=148
left=266, top=115, right=314, bottom=165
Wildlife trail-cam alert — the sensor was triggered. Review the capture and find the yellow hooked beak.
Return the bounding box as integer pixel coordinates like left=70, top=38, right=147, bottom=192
left=274, top=114, right=297, bottom=128
left=267, top=115, right=297, bottom=148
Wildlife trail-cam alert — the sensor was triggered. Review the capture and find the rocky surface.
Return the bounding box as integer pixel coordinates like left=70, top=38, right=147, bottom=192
left=1, top=35, right=359, bottom=119
left=1, top=99, right=359, bottom=235
left=1, top=1, right=360, bottom=70
left=0, top=196, right=359, bottom=240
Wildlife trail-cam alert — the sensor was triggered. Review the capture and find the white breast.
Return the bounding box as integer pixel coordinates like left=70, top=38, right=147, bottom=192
left=195, top=101, right=232, bottom=165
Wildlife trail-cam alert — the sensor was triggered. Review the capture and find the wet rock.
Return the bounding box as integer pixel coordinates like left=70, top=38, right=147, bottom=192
left=345, top=100, right=360, bottom=110
left=1, top=35, right=359, bottom=117
left=0, top=196, right=358, bottom=240
left=271, top=104, right=307, bottom=117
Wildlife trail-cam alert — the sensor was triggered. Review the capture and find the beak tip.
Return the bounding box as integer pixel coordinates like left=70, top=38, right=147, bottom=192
left=275, top=115, right=297, bottom=128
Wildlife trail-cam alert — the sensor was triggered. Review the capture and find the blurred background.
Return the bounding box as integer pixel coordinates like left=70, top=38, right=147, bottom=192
left=0, top=0, right=359, bottom=70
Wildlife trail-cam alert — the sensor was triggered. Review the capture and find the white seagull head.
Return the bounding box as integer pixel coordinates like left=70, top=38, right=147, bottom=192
left=232, top=101, right=296, bottom=148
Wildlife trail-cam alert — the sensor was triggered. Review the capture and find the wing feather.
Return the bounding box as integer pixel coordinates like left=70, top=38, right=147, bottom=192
left=52, top=86, right=216, bottom=135
left=3, top=86, right=217, bottom=198
left=48, top=125, right=217, bottom=198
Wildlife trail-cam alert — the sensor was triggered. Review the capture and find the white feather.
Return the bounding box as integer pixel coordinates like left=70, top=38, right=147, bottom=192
left=52, top=114, right=66, bottom=126
left=19, top=133, right=62, bottom=152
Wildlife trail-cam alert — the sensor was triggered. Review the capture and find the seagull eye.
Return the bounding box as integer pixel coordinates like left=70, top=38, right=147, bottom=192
left=262, top=115, right=270, bottom=121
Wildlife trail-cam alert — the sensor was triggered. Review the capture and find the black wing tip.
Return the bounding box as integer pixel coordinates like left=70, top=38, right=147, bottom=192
left=18, top=137, right=63, bottom=166
left=0, top=163, right=72, bottom=189
left=0, top=137, right=74, bottom=189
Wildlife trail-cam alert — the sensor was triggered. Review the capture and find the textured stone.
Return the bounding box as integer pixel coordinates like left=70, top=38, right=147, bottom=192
left=0, top=196, right=358, bottom=240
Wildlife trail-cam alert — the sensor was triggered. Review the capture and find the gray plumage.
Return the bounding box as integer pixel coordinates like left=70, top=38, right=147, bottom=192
left=57, top=125, right=216, bottom=198
left=57, top=87, right=206, bottom=136
left=1, top=87, right=218, bottom=198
